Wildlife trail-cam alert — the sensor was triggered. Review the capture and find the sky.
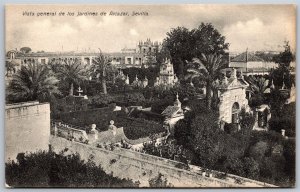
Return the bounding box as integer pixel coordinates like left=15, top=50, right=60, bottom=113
left=6, top=4, right=296, bottom=53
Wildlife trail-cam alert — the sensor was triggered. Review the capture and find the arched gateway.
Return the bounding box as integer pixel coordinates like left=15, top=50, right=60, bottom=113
left=217, top=68, right=250, bottom=124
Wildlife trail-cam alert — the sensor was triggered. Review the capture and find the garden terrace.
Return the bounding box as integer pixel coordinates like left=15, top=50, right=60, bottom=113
left=116, top=117, right=165, bottom=140
left=53, top=106, right=165, bottom=140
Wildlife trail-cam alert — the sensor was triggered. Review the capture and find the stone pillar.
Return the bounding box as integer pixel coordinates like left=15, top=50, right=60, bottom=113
left=202, top=87, right=206, bottom=95
left=90, top=124, right=98, bottom=141
left=253, top=110, right=259, bottom=128
left=54, top=124, right=58, bottom=136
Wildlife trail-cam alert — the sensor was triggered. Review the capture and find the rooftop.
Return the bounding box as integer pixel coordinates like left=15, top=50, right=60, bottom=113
left=231, top=52, right=264, bottom=62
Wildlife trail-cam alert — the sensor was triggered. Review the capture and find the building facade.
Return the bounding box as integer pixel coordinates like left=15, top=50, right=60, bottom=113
left=229, top=50, right=278, bottom=76
left=6, top=39, right=162, bottom=69
left=217, top=68, right=250, bottom=125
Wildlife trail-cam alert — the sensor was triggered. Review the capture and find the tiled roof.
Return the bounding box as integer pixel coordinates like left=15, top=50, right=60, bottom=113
left=231, top=52, right=264, bottom=62
left=217, top=78, right=249, bottom=90
left=161, top=106, right=180, bottom=117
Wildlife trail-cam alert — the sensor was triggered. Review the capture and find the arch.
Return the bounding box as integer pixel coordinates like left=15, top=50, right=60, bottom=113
left=231, top=102, right=240, bottom=123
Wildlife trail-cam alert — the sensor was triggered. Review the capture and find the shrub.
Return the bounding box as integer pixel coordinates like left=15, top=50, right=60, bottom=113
left=148, top=173, right=172, bottom=188
left=151, top=99, right=173, bottom=114
left=5, top=151, right=138, bottom=187
left=224, top=123, right=239, bottom=134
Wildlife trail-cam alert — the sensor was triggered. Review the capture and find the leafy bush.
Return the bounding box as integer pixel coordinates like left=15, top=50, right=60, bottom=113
left=6, top=151, right=138, bottom=187
left=224, top=123, right=239, bottom=134
left=151, top=99, right=173, bottom=114
left=148, top=173, right=172, bottom=188
left=121, top=117, right=165, bottom=140
left=269, top=103, right=295, bottom=137
left=88, top=94, right=114, bottom=108
left=249, top=95, right=265, bottom=108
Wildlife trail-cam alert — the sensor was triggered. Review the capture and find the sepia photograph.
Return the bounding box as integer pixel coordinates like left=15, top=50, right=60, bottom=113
left=4, top=4, right=296, bottom=188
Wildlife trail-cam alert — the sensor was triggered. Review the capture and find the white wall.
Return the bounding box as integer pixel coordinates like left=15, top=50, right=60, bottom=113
left=5, top=102, right=50, bottom=161
left=219, top=88, right=249, bottom=123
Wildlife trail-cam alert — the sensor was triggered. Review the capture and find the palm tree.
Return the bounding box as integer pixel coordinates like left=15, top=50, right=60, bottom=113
left=246, top=76, right=270, bottom=107
left=58, top=58, right=87, bottom=96
left=7, top=63, right=60, bottom=102
left=246, top=76, right=270, bottom=97
left=186, top=53, right=225, bottom=110
left=90, top=49, right=114, bottom=95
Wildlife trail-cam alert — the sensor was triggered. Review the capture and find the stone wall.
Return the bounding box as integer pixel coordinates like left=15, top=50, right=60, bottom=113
left=50, top=136, right=274, bottom=188
left=5, top=102, right=50, bottom=161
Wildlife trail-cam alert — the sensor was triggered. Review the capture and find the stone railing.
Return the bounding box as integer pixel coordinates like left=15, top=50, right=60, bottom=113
left=51, top=121, right=88, bottom=143
left=49, top=122, right=277, bottom=188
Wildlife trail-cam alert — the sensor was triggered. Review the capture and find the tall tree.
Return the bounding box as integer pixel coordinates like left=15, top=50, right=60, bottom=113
left=163, top=23, right=229, bottom=79
left=271, top=41, right=295, bottom=89
left=7, top=63, right=60, bottom=102
left=192, top=23, right=229, bottom=55
left=90, top=50, right=114, bottom=95
left=186, top=54, right=225, bottom=110
left=58, top=58, right=87, bottom=96
left=246, top=76, right=270, bottom=107
left=164, top=27, right=195, bottom=77
left=20, top=47, right=32, bottom=54
left=189, top=111, right=221, bottom=169
left=273, top=41, right=295, bottom=68
left=164, top=23, right=229, bottom=110
left=247, top=76, right=270, bottom=96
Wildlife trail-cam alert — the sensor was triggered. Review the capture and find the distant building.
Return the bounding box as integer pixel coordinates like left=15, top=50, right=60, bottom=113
left=229, top=49, right=278, bottom=76
left=137, top=38, right=161, bottom=54
left=154, top=59, right=178, bottom=88
left=6, top=39, right=162, bottom=69
left=5, top=101, right=50, bottom=161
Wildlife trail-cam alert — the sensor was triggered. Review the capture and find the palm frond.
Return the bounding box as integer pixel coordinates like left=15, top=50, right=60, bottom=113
left=7, top=62, right=60, bottom=102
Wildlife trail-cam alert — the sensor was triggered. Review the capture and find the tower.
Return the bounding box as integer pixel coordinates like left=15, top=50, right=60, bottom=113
left=173, top=93, right=181, bottom=108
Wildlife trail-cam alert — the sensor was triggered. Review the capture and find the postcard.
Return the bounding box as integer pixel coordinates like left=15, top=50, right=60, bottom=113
left=5, top=4, right=296, bottom=188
